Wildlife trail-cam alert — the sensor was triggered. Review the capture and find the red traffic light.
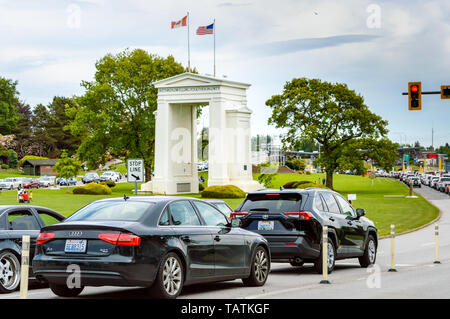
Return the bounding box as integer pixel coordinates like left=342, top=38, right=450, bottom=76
left=411, top=85, right=418, bottom=93
left=408, top=82, right=422, bottom=110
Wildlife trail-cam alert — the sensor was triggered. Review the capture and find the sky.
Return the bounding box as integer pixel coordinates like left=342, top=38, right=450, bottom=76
left=1, top=0, right=449, bottom=148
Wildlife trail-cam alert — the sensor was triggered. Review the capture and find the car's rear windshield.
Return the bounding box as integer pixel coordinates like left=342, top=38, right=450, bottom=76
left=440, top=178, right=450, bottom=182
left=240, top=193, right=302, bottom=213
left=67, top=201, right=155, bottom=222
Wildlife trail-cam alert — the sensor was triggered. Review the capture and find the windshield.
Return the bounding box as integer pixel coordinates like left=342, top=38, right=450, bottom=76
left=240, top=193, right=302, bottom=213
left=67, top=201, right=154, bottom=222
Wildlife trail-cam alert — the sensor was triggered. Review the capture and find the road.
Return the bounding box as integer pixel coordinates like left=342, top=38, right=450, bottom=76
left=4, top=185, right=449, bottom=299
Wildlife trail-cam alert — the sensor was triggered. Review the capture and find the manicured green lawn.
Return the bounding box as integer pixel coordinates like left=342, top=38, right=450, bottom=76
left=0, top=173, right=439, bottom=237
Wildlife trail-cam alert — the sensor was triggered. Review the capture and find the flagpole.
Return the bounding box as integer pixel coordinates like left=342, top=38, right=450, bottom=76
left=187, top=12, right=191, bottom=72
left=213, top=19, right=216, bottom=77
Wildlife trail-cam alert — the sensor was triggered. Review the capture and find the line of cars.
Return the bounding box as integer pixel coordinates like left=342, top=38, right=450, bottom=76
left=0, top=187, right=378, bottom=298
left=395, top=170, right=450, bottom=194
left=0, top=176, right=56, bottom=190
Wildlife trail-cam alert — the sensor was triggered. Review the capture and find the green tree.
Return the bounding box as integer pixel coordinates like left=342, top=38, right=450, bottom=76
left=54, top=151, right=82, bottom=193
left=7, top=150, right=18, bottom=168
left=67, top=49, right=186, bottom=180
left=0, top=77, right=20, bottom=134
left=266, top=78, right=389, bottom=189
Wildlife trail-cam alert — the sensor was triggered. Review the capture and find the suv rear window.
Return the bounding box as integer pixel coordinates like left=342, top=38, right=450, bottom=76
left=240, top=193, right=302, bottom=213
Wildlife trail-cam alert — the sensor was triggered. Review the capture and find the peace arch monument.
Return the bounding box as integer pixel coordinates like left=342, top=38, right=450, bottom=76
left=140, top=72, right=263, bottom=195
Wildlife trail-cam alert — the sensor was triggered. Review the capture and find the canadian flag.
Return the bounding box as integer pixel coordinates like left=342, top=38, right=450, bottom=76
left=171, top=15, right=187, bottom=29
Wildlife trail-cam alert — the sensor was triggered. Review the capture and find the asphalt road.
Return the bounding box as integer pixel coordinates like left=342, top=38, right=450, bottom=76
left=4, top=185, right=449, bottom=299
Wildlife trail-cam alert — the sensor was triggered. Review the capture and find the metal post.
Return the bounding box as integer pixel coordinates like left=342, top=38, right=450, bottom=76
left=135, top=181, right=138, bottom=196
left=320, top=226, right=331, bottom=284
left=434, top=223, right=441, bottom=264
left=20, top=235, right=30, bottom=299
left=388, top=225, right=397, bottom=272
left=409, top=180, right=413, bottom=197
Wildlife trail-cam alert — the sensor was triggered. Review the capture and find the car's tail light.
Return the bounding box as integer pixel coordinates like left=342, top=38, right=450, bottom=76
left=36, top=232, right=55, bottom=245
left=98, top=233, right=141, bottom=246
left=283, top=211, right=314, bottom=220
left=230, top=212, right=249, bottom=220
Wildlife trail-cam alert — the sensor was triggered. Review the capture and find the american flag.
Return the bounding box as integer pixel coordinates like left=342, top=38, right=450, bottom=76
left=196, top=23, right=214, bottom=35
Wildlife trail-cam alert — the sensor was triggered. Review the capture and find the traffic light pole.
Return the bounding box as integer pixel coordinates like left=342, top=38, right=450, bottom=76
left=402, top=91, right=441, bottom=95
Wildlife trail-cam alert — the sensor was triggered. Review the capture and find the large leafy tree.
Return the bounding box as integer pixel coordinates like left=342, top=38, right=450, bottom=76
left=54, top=151, right=82, bottom=193
left=67, top=49, right=186, bottom=180
left=0, top=77, right=20, bottom=134
left=266, top=78, right=391, bottom=189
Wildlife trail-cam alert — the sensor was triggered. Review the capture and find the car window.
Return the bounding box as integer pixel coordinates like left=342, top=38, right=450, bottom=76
left=7, top=210, right=41, bottom=230
left=35, top=209, right=64, bottom=226
left=169, top=201, right=201, bottom=226
left=67, top=201, right=154, bottom=221
left=240, top=193, right=302, bottom=213
left=159, top=208, right=170, bottom=226
left=314, top=193, right=326, bottom=211
left=334, top=195, right=356, bottom=217
left=320, top=192, right=341, bottom=214
left=215, top=203, right=233, bottom=215
left=193, top=201, right=228, bottom=227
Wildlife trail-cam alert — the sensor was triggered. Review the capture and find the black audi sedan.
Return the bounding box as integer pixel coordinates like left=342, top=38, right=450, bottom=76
left=32, top=196, right=270, bottom=298
left=0, top=205, right=65, bottom=293
left=233, top=188, right=378, bottom=274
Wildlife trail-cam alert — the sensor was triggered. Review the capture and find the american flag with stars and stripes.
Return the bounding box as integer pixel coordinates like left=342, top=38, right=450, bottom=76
left=196, top=23, right=214, bottom=35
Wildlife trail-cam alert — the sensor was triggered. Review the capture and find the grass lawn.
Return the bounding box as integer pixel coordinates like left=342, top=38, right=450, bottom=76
left=0, top=173, right=439, bottom=237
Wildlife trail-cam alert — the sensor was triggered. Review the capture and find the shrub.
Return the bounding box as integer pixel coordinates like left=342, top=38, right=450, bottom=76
left=1, top=164, right=8, bottom=169
left=285, top=159, right=307, bottom=171
left=100, top=180, right=116, bottom=188
left=283, top=181, right=329, bottom=190
left=73, top=182, right=112, bottom=195
left=201, top=185, right=246, bottom=198
left=199, top=183, right=205, bottom=191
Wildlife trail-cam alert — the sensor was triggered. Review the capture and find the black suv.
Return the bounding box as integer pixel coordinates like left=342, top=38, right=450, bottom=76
left=233, top=188, right=378, bottom=273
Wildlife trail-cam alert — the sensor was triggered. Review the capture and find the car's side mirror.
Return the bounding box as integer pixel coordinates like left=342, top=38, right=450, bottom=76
left=356, top=208, right=366, bottom=219
left=231, top=218, right=242, bottom=228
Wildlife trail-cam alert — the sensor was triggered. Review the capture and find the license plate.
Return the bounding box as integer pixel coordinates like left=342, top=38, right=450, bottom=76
left=258, top=221, right=274, bottom=231
left=65, top=239, right=87, bottom=253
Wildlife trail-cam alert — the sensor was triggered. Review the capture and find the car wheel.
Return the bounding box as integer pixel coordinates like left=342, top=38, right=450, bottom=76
left=314, top=240, right=336, bottom=274
left=149, top=252, right=184, bottom=299
left=359, top=235, right=377, bottom=268
left=0, top=251, right=21, bottom=293
left=49, top=283, right=84, bottom=297
left=242, top=246, right=270, bottom=287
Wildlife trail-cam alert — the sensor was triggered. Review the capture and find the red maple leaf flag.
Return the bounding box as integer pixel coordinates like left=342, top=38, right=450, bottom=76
left=171, top=15, right=187, bottom=29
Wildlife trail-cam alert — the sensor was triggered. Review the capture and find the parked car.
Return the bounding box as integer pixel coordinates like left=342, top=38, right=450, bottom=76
left=22, top=178, right=41, bottom=189
left=232, top=188, right=378, bottom=274
left=58, top=177, right=77, bottom=186
left=82, top=173, right=100, bottom=184
left=39, top=176, right=55, bottom=188
left=100, top=171, right=120, bottom=182
left=409, top=177, right=421, bottom=188
left=32, top=196, right=270, bottom=298
left=0, top=177, right=23, bottom=190
left=436, top=177, right=450, bottom=192
left=0, top=206, right=65, bottom=293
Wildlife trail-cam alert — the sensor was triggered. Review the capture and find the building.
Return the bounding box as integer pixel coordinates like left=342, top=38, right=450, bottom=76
left=22, top=159, right=59, bottom=176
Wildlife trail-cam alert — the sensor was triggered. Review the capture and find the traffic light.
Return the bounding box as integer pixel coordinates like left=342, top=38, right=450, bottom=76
left=441, top=85, right=450, bottom=99
left=408, top=82, right=422, bottom=110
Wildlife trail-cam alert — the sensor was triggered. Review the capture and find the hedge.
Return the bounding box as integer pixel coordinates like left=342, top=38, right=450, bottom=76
left=201, top=185, right=246, bottom=198
left=283, top=181, right=329, bottom=190
left=73, top=182, right=112, bottom=195
left=100, top=180, right=116, bottom=188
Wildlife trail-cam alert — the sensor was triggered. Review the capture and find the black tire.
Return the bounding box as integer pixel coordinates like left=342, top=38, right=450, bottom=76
left=0, top=251, right=21, bottom=293
left=49, top=283, right=84, bottom=297
left=314, top=239, right=336, bottom=274
left=149, top=252, right=184, bottom=299
left=359, top=235, right=377, bottom=268
left=242, top=246, right=270, bottom=287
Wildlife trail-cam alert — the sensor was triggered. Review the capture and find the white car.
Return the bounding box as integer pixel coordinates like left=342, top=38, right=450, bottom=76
left=0, top=177, right=23, bottom=190
left=100, top=171, right=120, bottom=182
left=39, top=176, right=56, bottom=187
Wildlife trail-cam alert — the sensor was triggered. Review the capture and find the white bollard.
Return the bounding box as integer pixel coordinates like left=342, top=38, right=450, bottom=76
left=320, top=226, right=331, bottom=284
left=434, top=223, right=441, bottom=264
left=388, top=225, right=397, bottom=272
left=20, top=235, right=30, bottom=299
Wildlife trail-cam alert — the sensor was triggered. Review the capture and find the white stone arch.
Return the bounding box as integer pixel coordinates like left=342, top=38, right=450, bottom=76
left=141, top=72, right=263, bottom=194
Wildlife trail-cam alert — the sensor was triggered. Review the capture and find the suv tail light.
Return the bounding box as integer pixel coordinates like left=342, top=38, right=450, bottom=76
left=230, top=212, right=249, bottom=220
left=98, top=233, right=141, bottom=246
left=283, top=211, right=314, bottom=220
left=36, top=232, right=55, bottom=245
